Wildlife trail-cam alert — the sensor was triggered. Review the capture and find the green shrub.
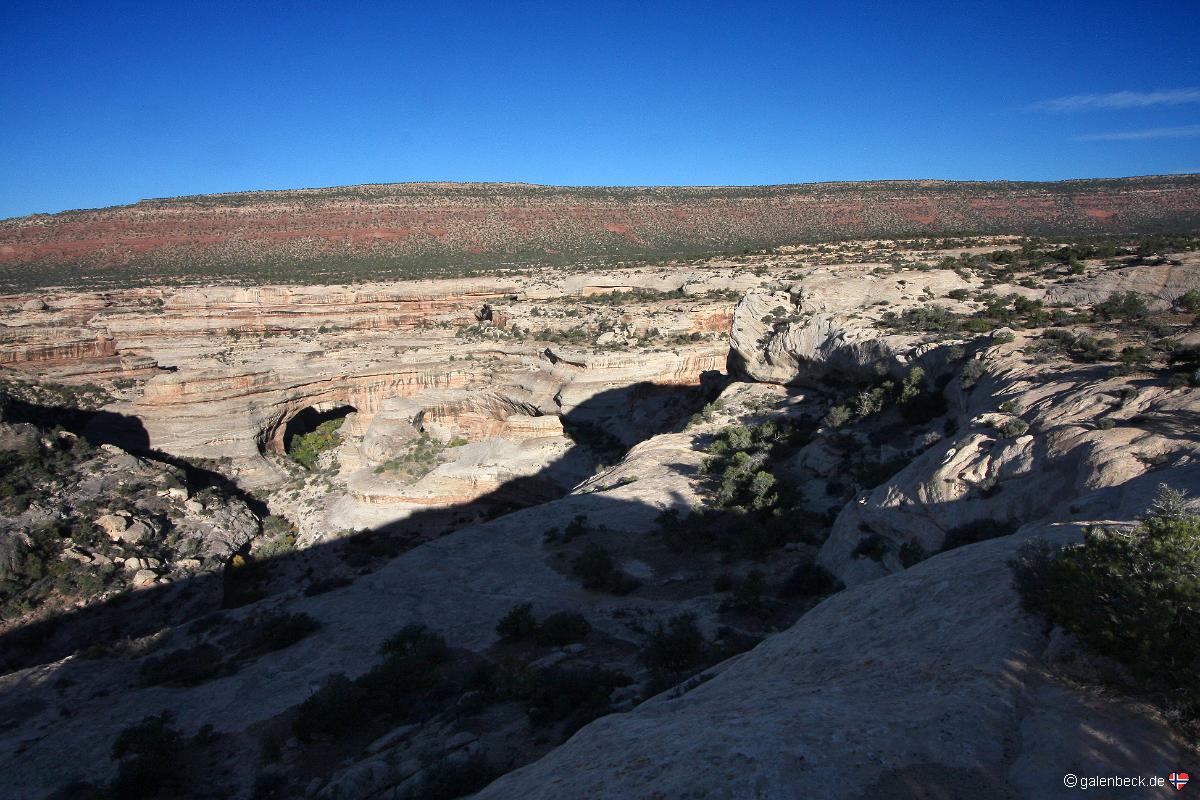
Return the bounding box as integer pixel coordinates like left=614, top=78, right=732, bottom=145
left=1092, top=291, right=1149, bottom=323
left=822, top=405, right=852, bottom=428
left=374, top=433, right=447, bottom=481
left=292, top=672, right=368, bottom=742
left=379, top=623, right=449, bottom=662
left=288, top=418, right=344, bottom=470
left=1010, top=488, right=1199, bottom=715
left=992, top=417, right=1029, bottom=438
left=261, top=514, right=293, bottom=538
left=238, top=612, right=321, bottom=659
left=722, top=570, right=772, bottom=617
left=1119, top=346, right=1151, bottom=367
left=852, top=533, right=888, bottom=561
left=496, top=602, right=537, bottom=641
left=639, top=613, right=708, bottom=676
left=1176, top=289, right=1200, bottom=313
left=294, top=624, right=452, bottom=742
left=656, top=505, right=812, bottom=560
left=960, top=360, right=987, bottom=388
left=140, top=643, right=230, bottom=687
left=571, top=544, right=639, bottom=594
left=109, top=712, right=184, bottom=799
left=523, top=666, right=631, bottom=730
left=562, top=515, right=589, bottom=542
left=536, top=611, right=592, bottom=647
left=778, top=562, right=843, bottom=597
left=572, top=544, right=614, bottom=589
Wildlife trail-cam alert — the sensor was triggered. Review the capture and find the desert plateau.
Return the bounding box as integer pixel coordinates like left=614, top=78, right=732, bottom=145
left=1, top=178, right=1198, bottom=797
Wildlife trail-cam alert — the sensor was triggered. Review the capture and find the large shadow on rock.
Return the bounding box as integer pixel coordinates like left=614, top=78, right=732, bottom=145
left=0, top=372, right=726, bottom=674
left=4, top=394, right=266, bottom=518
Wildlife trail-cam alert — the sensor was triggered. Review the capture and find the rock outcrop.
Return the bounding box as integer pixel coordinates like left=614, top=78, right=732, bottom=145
left=475, top=522, right=1193, bottom=800
left=728, top=266, right=975, bottom=384
left=817, top=337, right=1200, bottom=585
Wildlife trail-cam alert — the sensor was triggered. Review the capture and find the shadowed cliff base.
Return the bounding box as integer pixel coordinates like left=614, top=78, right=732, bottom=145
left=0, top=376, right=725, bottom=675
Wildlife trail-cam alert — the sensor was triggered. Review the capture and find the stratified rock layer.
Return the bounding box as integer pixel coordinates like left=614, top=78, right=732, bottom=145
left=3, top=177, right=1198, bottom=287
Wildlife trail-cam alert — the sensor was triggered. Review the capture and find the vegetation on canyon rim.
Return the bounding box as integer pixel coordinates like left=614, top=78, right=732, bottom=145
left=1011, top=485, right=1200, bottom=724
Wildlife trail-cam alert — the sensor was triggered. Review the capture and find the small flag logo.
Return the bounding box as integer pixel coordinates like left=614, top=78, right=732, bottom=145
left=1169, top=772, right=1189, bottom=791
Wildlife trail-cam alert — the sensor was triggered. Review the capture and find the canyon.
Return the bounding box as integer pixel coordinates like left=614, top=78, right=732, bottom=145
left=0, top=209, right=1198, bottom=799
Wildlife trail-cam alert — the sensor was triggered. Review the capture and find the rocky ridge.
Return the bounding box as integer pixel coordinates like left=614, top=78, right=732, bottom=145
left=3, top=176, right=1199, bottom=290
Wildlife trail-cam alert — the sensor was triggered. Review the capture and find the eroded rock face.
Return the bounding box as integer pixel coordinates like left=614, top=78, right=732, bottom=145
left=817, top=336, right=1200, bottom=586
left=728, top=266, right=975, bottom=384
left=1046, top=258, right=1200, bottom=308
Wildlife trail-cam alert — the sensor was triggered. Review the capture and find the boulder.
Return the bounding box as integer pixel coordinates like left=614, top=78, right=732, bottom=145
left=116, top=520, right=154, bottom=545
left=94, top=513, right=129, bottom=539
left=123, top=557, right=162, bottom=572
left=131, top=569, right=159, bottom=588
left=60, top=547, right=93, bottom=564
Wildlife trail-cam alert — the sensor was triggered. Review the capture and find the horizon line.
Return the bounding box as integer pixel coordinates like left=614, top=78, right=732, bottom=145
left=4, top=172, right=1199, bottom=223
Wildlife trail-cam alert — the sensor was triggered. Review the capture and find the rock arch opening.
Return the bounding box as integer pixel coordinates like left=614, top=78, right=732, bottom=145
left=280, top=403, right=358, bottom=461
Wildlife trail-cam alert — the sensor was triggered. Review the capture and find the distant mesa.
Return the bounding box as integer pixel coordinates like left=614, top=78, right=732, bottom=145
left=1, top=176, right=1198, bottom=289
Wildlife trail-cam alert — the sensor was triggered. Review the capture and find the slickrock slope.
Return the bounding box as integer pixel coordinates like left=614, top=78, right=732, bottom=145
left=0, top=388, right=740, bottom=798
left=478, top=250, right=1200, bottom=799
left=476, top=521, right=1194, bottom=800
left=817, top=336, right=1200, bottom=586
left=2, top=176, right=1198, bottom=289
left=724, top=251, right=1200, bottom=586
left=728, top=266, right=976, bottom=384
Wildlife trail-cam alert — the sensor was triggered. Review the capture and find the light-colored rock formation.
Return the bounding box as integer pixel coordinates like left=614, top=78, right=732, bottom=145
left=1046, top=252, right=1200, bottom=308
left=817, top=335, right=1200, bottom=586
left=2, top=266, right=746, bottom=492
left=475, top=521, right=1193, bottom=800
left=728, top=265, right=979, bottom=384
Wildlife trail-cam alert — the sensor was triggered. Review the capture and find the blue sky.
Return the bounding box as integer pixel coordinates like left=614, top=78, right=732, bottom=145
left=1, top=0, right=1198, bottom=218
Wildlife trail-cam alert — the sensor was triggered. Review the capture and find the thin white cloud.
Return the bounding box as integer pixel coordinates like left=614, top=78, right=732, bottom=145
left=1074, top=125, right=1200, bottom=142
left=1030, top=88, right=1200, bottom=112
